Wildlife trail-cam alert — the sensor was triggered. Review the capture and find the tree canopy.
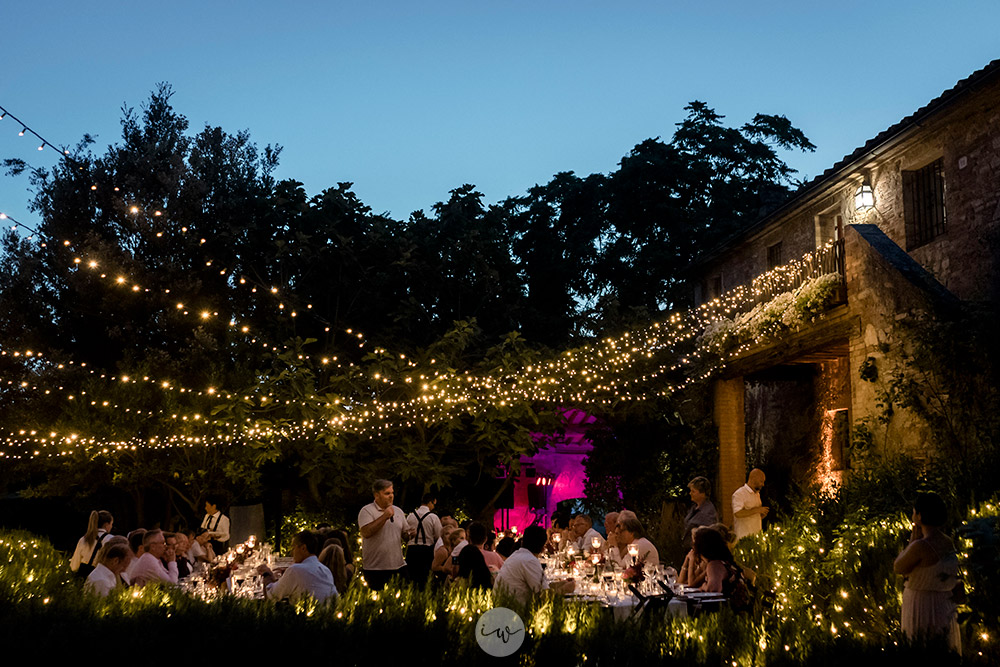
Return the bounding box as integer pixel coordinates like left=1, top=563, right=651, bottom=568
left=0, top=84, right=813, bottom=522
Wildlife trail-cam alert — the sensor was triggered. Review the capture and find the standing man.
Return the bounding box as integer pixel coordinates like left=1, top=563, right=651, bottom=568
left=359, top=479, right=412, bottom=590
left=683, top=476, right=719, bottom=549
left=406, top=492, right=442, bottom=584
left=732, top=468, right=769, bottom=541
left=200, top=494, right=230, bottom=556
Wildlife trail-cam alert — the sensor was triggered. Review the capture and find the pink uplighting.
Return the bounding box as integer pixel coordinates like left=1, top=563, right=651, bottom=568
left=495, top=408, right=596, bottom=532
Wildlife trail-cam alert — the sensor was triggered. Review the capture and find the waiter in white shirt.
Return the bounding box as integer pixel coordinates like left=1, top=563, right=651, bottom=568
left=406, top=492, right=442, bottom=584
left=200, top=494, right=230, bottom=556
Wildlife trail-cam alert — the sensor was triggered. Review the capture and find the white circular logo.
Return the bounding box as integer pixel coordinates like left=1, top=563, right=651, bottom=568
left=475, top=607, right=525, bottom=657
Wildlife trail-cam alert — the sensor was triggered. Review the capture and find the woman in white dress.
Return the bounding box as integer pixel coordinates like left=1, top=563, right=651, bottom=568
left=893, top=492, right=961, bottom=653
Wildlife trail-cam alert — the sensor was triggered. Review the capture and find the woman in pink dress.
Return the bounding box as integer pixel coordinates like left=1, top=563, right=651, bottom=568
left=893, top=493, right=961, bottom=653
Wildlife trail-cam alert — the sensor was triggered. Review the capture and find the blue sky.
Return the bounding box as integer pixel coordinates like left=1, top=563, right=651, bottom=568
left=1, top=2, right=998, bottom=225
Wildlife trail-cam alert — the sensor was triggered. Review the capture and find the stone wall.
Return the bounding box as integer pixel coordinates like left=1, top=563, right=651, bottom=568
left=702, top=67, right=1000, bottom=510
left=843, top=224, right=952, bottom=456
left=851, top=78, right=1000, bottom=303
left=697, top=71, right=1000, bottom=307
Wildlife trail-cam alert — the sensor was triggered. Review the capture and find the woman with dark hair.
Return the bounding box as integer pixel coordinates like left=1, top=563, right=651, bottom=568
left=458, top=522, right=497, bottom=590
left=70, top=510, right=114, bottom=576
left=692, top=527, right=740, bottom=595
left=495, top=536, right=517, bottom=559
left=894, top=492, right=961, bottom=653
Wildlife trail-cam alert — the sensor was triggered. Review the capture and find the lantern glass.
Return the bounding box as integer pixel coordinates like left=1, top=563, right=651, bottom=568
left=855, top=183, right=874, bottom=211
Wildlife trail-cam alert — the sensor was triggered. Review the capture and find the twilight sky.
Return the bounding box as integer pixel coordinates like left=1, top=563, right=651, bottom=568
left=1, top=2, right=998, bottom=227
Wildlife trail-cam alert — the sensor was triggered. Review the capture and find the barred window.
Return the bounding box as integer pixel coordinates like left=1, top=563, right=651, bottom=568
left=709, top=275, right=723, bottom=299
left=767, top=241, right=783, bottom=269
left=903, top=158, right=947, bottom=250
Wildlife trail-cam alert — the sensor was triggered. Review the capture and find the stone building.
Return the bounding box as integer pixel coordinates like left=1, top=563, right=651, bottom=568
left=691, top=59, right=1000, bottom=524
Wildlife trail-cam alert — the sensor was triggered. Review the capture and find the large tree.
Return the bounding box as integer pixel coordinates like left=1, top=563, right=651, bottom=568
left=0, top=86, right=814, bottom=524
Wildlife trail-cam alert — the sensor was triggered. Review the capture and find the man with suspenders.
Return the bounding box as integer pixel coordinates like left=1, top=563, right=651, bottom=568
left=405, top=492, right=442, bottom=585
left=200, top=494, right=230, bottom=557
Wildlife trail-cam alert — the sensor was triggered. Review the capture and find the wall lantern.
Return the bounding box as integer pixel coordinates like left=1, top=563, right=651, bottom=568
left=854, top=178, right=875, bottom=211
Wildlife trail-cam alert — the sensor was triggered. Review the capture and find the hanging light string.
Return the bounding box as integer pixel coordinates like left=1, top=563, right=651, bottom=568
left=0, top=211, right=42, bottom=239
left=0, top=103, right=846, bottom=458
left=0, top=102, right=361, bottom=355
left=0, top=104, right=71, bottom=155
left=0, top=243, right=845, bottom=459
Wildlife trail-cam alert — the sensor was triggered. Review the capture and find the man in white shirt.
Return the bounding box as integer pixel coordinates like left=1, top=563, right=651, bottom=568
left=200, top=495, right=230, bottom=556
left=84, top=542, right=132, bottom=597
left=609, top=516, right=659, bottom=568
left=572, top=515, right=605, bottom=552
left=130, top=529, right=179, bottom=586
left=732, top=468, right=769, bottom=541
left=359, top=479, right=413, bottom=590
left=494, top=526, right=574, bottom=606
left=405, top=492, right=442, bottom=584
left=258, top=530, right=337, bottom=603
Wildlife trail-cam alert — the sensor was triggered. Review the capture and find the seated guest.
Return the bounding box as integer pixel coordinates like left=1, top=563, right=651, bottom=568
left=458, top=522, right=498, bottom=589
left=257, top=530, right=337, bottom=603
left=467, top=521, right=504, bottom=572
left=495, top=536, right=517, bottom=559
left=433, top=516, right=458, bottom=555
left=494, top=526, right=574, bottom=606
left=693, top=526, right=741, bottom=595
left=449, top=525, right=470, bottom=577
left=123, top=529, right=147, bottom=583
left=85, top=542, right=132, bottom=597
left=330, top=529, right=355, bottom=579
left=683, top=477, right=719, bottom=549
left=608, top=509, right=639, bottom=558
left=318, top=536, right=349, bottom=595
left=603, top=512, right=621, bottom=555
left=163, top=532, right=178, bottom=568
left=172, top=532, right=193, bottom=579
left=572, top=514, right=605, bottom=552
left=545, top=512, right=575, bottom=553
left=610, top=517, right=659, bottom=569
left=191, top=528, right=216, bottom=564
left=678, top=527, right=709, bottom=587
left=432, top=527, right=463, bottom=580
left=131, top=529, right=179, bottom=586
left=457, top=544, right=492, bottom=591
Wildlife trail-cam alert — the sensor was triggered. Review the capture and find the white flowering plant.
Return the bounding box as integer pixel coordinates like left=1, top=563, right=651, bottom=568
left=698, top=272, right=843, bottom=351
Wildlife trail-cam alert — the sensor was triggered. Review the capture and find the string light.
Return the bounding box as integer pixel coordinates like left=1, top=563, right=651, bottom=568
left=0, top=103, right=71, bottom=155
left=0, top=104, right=849, bottom=459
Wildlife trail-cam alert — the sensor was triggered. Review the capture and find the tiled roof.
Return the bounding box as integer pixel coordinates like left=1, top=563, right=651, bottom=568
left=800, top=58, right=1000, bottom=193
left=696, top=58, right=1000, bottom=265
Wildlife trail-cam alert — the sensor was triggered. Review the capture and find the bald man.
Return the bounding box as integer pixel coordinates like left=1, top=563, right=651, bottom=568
left=732, top=468, right=769, bottom=540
